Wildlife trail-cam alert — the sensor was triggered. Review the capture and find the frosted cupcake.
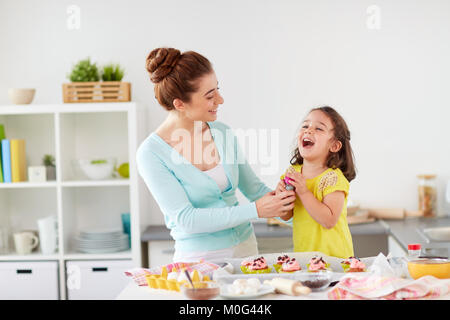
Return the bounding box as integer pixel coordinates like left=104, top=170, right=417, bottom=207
left=307, top=256, right=331, bottom=272
left=273, top=254, right=291, bottom=272
left=240, top=257, right=272, bottom=274
left=341, top=257, right=366, bottom=272
left=279, top=258, right=301, bottom=273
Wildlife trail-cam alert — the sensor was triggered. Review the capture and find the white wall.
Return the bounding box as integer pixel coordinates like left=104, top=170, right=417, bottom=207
left=1, top=0, right=450, bottom=225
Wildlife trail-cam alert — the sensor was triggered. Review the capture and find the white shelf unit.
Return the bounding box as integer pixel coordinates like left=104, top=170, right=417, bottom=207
left=0, top=102, right=147, bottom=299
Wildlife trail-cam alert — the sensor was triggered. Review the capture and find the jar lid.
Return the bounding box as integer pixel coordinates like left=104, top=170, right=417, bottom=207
left=408, top=243, right=421, bottom=250
left=417, top=174, right=436, bottom=179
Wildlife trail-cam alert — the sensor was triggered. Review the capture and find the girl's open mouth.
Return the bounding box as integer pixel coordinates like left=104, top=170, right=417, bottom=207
left=302, top=137, right=315, bottom=148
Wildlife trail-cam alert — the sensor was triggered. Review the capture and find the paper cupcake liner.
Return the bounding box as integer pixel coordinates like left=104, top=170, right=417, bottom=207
left=240, top=266, right=272, bottom=274
left=341, top=263, right=350, bottom=272
left=278, top=269, right=301, bottom=273
left=273, top=264, right=282, bottom=273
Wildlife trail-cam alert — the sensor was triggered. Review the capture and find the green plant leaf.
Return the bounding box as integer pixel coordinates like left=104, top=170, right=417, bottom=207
left=101, top=63, right=125, bottom=81
left=68, top=58, right=100, bottom=82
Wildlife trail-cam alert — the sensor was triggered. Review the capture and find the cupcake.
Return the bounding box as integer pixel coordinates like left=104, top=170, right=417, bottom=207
left=341, top=257, right=366, bottom=272
left=240, top=257, right=272, bottom=274
left=273, top=254, right=291, bottom=272
left=240, top=258, right=253, bottom=273
left=279, top=258, right=301, bottom=273
left=307, top=256, right=331, bottom=272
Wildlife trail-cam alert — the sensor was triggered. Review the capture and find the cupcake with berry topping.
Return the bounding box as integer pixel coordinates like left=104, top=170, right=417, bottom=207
left=341, top=257, right=366, bottom=272
left=240, top=258, right=253, bottom=273
left=273, top=254, right=291, bottom=272
left=307, top=256, right=331, bottom=272
left=240, top=257, right=272, bottom=274
left=279, top=258, right=302, bottom=273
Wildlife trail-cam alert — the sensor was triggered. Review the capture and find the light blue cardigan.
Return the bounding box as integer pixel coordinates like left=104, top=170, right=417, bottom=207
left=136, top=121, right=272, bottom=253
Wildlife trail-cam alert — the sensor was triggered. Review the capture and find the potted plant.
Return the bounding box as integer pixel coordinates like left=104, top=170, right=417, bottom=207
left=63, top=58, right=131, bottom=103
left=43, top=154, right=56, bottom=181
left=64, top=58, right=100, bottom=102
left=101, top=64, right=125, bottom=99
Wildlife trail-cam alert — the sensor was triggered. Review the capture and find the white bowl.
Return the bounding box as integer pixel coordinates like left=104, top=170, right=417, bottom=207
left=8, top=88, right=36, bottom=104
left=293, top=270, right=332, bottom=291
left=76, top=158, right=116, bottom=180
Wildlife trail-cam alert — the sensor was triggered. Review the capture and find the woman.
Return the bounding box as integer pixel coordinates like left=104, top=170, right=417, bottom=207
left=136, top=47, right=296, bottom=262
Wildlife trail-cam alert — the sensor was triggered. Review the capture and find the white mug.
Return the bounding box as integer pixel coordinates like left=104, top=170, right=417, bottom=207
left=37, top=216, right=58, bottom=254
left=13, top=232, right=39, bottom=255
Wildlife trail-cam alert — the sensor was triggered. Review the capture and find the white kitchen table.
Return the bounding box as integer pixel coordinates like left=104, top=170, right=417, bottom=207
left=116, top=281, right=450, bottom=300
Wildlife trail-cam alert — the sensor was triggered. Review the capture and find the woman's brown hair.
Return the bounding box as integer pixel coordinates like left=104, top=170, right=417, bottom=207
left=290, top=106, right=357, bottom=182
left=145, top=47, right=213, bottom=111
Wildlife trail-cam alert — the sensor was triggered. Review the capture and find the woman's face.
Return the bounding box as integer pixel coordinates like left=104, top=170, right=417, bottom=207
left=178, top=72, right=224, bottom=122
left=298, top=110, right=340, bottom=162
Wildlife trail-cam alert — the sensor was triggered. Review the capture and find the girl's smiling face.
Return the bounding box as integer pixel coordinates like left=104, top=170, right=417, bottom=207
left=298, top=110, right=342, bottom=163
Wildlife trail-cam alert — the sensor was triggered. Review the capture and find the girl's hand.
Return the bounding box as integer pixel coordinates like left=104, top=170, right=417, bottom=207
left=285, top=167, right=309, bottom=196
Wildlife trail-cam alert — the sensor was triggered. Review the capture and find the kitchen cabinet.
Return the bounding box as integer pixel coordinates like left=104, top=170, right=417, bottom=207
left=257, top=237, right=292, bottom=253
left=388, top=235, right=407, bottom=257
left=0, top=261, right=59, bottom=299
left=0, top=103, right=148, bottom=299
left=147, top=240, right=175, bottom=268
left=66, top=259, right=134, bottom=300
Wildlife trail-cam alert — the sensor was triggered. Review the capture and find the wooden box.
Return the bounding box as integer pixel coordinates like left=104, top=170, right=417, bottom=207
left=62, top=81, right=131, bottom=103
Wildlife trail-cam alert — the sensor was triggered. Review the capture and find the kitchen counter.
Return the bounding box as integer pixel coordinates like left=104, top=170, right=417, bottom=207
left=141, top=219, right=388, bottom=242
left=141, top=220, right=390, bottom=261
left=141, top=217, right=450, bottom=265
left=382, top=217, right=450, bottom=257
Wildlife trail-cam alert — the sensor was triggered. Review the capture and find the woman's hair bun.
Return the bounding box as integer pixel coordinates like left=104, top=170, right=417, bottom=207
left=145, top=48, right=181, bottom=83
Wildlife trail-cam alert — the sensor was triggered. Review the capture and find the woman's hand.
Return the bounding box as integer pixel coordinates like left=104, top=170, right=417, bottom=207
left=275, top=179, right=287, bottom=195
left=255, top=190, right=296, bottom=218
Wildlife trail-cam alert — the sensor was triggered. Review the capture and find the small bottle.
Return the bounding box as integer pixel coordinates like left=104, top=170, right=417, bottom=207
left=407, top=243, right=422, bottom=260
left=284, top=177, right=295, bottom=191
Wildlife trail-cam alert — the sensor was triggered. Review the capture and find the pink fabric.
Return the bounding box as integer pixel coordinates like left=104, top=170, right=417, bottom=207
left=328, top=274, right=450, bottom=300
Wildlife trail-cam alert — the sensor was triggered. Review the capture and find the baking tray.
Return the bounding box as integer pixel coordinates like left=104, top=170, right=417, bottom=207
left=212, top=251, right=375, bottom=284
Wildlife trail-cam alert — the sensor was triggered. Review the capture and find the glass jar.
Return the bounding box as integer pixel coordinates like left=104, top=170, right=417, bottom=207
left=407, top=243, right=422, bottom=260
left=417, top=174, right=437, bottom=217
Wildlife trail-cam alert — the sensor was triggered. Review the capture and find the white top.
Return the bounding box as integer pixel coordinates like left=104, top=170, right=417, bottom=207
left=172, top=164, right=251, bottom=262
left=203, top=163, right=230, bottom=192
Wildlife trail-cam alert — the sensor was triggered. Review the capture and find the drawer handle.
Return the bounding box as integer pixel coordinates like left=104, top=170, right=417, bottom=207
left=92, top=267, right=108, bottom=272
left=16, top=269, right=32, bottom=274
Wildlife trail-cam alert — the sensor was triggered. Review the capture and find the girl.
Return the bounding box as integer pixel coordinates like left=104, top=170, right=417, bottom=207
left=277, top=106, right=356, bottom=258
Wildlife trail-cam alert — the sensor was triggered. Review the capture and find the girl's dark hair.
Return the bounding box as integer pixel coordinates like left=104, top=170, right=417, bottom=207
left=145, top=47, right=213, bottom=111
left=290, top=106, right=357, bottom=182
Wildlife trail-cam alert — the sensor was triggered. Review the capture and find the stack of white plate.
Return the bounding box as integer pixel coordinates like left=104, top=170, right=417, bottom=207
left=74, top=228, right=129, bottom=254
